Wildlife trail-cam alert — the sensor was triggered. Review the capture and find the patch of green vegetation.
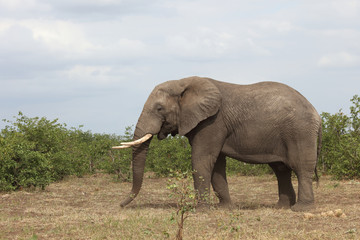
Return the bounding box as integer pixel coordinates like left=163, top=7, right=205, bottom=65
left=0, top=112, right=129, bottom=190
left=2, top=94, right=360, bottom=191
left=320, top=95, right=360, bottom=179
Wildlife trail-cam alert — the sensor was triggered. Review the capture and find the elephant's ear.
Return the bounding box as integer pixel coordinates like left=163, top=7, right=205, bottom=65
left=178, top=77, right=221, bottom=136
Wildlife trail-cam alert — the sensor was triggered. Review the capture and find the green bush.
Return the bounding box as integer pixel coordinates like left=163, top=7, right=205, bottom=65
left=226, top=158, right=272, bottom=176
left=3, top=93, right=360, bottom=192
left=319, top=95, right=360, bottom=179
left=146, top=135, right=192, bottom=176
left=0, top=112, right=132, bottom=190
left=100, top=126, right=133, bottom=182
left=0, top=113, right=59, bottom=190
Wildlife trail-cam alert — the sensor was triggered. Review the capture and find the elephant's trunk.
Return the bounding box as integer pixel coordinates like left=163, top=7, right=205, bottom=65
left=120, top=125, right=152, bottom=207
left=118, top=94, right=163, bottom=207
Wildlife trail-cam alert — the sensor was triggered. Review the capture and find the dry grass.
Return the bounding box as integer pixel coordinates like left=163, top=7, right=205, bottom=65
left=1, top=173, right=360, bottom=239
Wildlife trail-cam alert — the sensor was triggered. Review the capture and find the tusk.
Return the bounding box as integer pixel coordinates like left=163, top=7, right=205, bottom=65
left=112, top=145, right=131, bottom=149
left=111, top=133, right=152, bottom=149
left=120, top=134, right=153, bottom=146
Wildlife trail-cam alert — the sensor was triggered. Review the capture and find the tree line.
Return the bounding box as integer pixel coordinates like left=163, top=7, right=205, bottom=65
left=1, top=95, right=360, bottom=191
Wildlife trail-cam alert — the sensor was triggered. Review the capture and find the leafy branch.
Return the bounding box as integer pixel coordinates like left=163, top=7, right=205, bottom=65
left=167, top=170, right=197, bottom=240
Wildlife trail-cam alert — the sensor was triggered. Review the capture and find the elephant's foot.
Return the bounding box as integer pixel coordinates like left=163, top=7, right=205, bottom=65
left=194, top=202, right=214, bottom=212
left=217, top=200, right=234, bottom=209
left=274, top=194, right=296, bottom=209
left=274, top=201, right=292, bottom=209
left=291, top=201, right=315, bottom=212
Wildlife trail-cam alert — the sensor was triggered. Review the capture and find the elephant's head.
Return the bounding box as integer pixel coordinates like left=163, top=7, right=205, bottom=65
left=113, top=76, right=221, bottom=207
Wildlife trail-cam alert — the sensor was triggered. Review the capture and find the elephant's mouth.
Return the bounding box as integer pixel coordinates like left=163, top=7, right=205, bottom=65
left=158, top=122, right=178, bottom=140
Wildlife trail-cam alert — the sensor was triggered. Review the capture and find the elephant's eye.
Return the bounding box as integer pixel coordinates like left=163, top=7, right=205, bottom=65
left=156, top=105, right=163, bottom=112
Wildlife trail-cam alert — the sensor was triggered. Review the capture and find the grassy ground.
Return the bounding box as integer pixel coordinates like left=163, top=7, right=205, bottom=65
left=1, top=173, right=359, bottom=240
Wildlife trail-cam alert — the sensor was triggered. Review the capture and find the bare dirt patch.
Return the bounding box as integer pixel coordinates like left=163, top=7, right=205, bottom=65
left=1, top=174, right=359, bottom=239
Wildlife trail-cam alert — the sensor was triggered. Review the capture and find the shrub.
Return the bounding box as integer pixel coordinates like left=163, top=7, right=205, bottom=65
left=146, top=135, right=192, bottom=176
left=319, top=95, right=360, bottom=179
left=6, top=93, right=360, bottom=192
left=0, top=112, right=132, bottom=190
left=226, top=158, right=272, bottom=176
left=100, top=126, right=133, bottom=182
left=0, top=113, right=58, bottom=190
left=167, top=170, right=197, bottom=240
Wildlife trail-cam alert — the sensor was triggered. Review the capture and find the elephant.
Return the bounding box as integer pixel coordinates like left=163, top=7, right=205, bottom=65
left=113, top=76, right=322, bottom=212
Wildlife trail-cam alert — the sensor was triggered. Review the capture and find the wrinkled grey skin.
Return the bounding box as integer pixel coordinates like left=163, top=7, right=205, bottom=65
left=121, top=76, right=322, bottom=212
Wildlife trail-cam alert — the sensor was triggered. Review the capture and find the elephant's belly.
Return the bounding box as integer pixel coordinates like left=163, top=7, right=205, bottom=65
left=221, top=144, right=285, bottom=164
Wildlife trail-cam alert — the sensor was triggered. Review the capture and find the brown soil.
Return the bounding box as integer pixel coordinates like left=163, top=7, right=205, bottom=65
left=0, top=174, right=359, bottom=239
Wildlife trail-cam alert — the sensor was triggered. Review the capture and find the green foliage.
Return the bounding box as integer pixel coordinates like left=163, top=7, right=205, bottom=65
left=0, top=112, right=271, bottom=192
left=226, top=158, right=272, bottom=176
left=3, top=94, right=360, bottom=191
left=320, top=95, right=360, bottom=179
left=0, top=132, right=53, bottom=190
left=146, top=136, right=192, bottom=176
left=101, top=126, right=132, bottom=182
left=167, top=170, right=197, bottom=240
left=0, top=112, right=131, bottom=191
left=1, top=112, right=65, bottom=190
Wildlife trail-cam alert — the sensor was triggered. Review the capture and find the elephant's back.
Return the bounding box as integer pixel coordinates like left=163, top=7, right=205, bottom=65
left=212, top=80, right=318, bottom=117
left=211, top=79, right=321, bottom=134
left=248, top=81, right=319, bottom=120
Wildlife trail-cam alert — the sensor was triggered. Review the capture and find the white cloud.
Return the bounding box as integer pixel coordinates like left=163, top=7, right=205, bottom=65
left=108, top=38, right=148, bottom=60
left=0, top=0, right=49, bottom=11
left=330, top=0, right=359, bottom=18
left=24, top=20, right=97, bottom=57
left=1, top=0, right=360, bottom=133
left=246, top=38, right=271, bottom=56
left=0, top=0, right=50, bottom=19
left=64, top=65, right=112, bottom=82
left=165, top=26, right=273, bottom=60
left=0, top=19, right=97, bottom=60
left=0, top=20, right=15, bottom=32
left=0, top=24, right=57, bottom=79
left=318, top=52, right=360, bottom=68
left=165, top=29, right=235, bottom=59
left=253, top=20, right=294, bottom=33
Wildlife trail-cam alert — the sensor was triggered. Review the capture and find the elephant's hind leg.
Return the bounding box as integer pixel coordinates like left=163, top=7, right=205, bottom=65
left=269, top=162, right=296, bottom=209
left=291, top=171, right=315, bottom=212
left=287, top=140, right=317, bottom=212
left=211, top=154, right=232, bottom=207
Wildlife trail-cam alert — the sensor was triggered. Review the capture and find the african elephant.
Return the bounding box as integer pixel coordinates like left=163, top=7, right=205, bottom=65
left=113, top=76, right=322, bottom=212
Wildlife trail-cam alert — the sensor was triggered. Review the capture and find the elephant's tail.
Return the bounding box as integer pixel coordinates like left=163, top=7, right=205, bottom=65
left=315, top=122, right=322, bottom=187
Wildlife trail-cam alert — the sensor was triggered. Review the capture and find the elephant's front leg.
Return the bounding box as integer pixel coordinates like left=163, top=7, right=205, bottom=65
left=188, top=118, right=227, bottom=206
left=211, top=154, right=232, bottom=207
left=192, top=154, right=216, bottom=204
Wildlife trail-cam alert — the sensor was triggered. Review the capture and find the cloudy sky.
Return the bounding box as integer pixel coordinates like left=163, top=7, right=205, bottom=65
left=1, top=0, right=360, bottom=134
